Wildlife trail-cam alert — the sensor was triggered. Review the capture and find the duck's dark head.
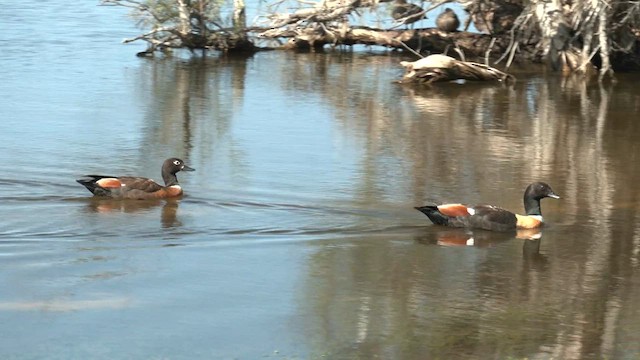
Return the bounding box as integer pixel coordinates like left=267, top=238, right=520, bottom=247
left=161, top=158, right=195, bottom=186
left=525, top=182, right=560, bottom=200
left=163, top=158, right=195, bottom=175
left=523, top=182, right=559, bottom=216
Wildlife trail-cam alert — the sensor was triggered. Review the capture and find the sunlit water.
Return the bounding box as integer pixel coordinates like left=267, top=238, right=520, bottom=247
left=2, top=1, right=640, bottom=359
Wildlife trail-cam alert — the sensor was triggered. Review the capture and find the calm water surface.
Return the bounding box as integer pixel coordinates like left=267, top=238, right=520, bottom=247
left=2, top=2, right=640, bottom=359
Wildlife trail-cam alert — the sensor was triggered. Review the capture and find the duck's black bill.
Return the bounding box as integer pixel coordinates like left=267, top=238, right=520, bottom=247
left=182, top=165, right=196, bottom=171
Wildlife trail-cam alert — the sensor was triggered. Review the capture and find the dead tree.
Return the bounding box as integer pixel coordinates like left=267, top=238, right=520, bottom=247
left=101, top=0, right=640, bottom=76
left=460, top=0, right=640, bottom=78
left=259, top=0, right=640, bottom=76
left=100, top=0, right=255, bottom=55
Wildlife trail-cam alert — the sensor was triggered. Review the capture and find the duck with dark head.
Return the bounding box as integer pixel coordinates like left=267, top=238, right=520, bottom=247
left=392, top=0, right=425, bottom=27
left=77, top=158, right=195, bottom=200
left=415, top=182, right=560, bottom=231
left=436, top=8, right=460, bottom=32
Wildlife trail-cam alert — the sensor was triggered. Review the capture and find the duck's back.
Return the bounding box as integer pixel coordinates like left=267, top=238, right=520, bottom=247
left=117, top=177, right=164, bottom=192
left=462, top=205, right=517, bottom=231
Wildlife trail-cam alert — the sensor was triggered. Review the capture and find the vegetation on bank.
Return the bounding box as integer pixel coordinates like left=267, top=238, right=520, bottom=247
left=101, top=0, right=640, bottom=78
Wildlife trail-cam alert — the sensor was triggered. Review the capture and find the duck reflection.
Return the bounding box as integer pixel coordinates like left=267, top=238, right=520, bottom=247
left=415, top=228, right=518, bottom=247
left=522, top=237, right=547, bottom=268
left=84, top=198, right=182, bottom=228
left=415, top=228, right=547, bottom=263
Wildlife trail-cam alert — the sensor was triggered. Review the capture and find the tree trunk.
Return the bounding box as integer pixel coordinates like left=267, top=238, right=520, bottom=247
left=532, top=0, right=572, bottom=70
left=597, top=4, right=613, bottom=77
left=234, top=0, right=247, bottom=31
left=176, top=0, right=192, bottom=36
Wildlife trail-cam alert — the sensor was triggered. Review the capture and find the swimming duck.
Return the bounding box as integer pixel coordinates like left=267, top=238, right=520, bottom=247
left=392, top=0, right=425, bottom=27
left=435, top=8, right=460, bottom=32
left=76, top=158, right=195, bottom=199
left=415, top=182, right=559, bottom=231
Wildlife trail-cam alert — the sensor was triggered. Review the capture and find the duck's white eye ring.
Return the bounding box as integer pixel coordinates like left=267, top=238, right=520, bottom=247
left=173, top=160, right=181, bottom=165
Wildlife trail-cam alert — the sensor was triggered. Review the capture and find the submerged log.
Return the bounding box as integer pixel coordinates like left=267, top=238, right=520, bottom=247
left=399, top=54, right=515, bottom=83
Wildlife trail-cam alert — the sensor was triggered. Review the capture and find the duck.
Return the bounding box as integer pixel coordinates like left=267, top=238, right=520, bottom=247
left=392, top=0, right=425, bottom=27
left=415, top=182, right=559, bottom=231
left=76, top=158, right=195, bottom=199
left=435, top=8, right=460, bottom=32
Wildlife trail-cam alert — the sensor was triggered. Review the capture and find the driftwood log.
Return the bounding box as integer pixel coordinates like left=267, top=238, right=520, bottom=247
left=257, top=0, right=526, bottom=61
left=261, top=25, right=511, bottom=59
left=399, top=54, right=515, bottom=83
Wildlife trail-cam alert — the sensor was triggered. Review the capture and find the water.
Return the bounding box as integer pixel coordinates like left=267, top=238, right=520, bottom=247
left=2, top=2, right=640, bottom=359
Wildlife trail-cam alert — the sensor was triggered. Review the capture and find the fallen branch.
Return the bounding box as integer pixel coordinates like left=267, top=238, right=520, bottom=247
left=399, top=54, right=516, bottom=83
left=261, top=25, right=507, bottom=55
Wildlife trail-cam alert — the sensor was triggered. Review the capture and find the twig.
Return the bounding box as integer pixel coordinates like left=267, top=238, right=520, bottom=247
left=395, top=39, right=424, bottom=58
left=121, top=27, right=174, bottom=44
left=454, top=44, right=465, bottom=62
left=505, top=42, right=518, bottom=68
left=484, top=37, right=496, bottom=65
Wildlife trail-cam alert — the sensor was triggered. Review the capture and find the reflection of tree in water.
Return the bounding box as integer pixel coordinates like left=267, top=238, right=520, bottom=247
left=283, top=56, right=640, bottom=230
left=133, top=56, right=251, bottom=179
left=116, top=53, right=640, bottom=357
left=280, top=56, right=640, bottom=358
left=299, top=231, right=556, bottom=358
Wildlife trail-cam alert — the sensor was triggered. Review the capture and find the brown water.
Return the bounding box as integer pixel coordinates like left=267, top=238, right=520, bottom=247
left=2, top=2, right=640, bottom=359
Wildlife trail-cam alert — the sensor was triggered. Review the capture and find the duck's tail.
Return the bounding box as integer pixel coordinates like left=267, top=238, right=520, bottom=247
left=414, top=205, right=450, bottom=226
left=76, top=175, right=112, bottom=196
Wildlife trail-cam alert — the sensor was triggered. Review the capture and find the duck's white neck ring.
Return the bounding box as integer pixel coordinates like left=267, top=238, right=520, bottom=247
left=529, top=215, right=544, bottom=222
